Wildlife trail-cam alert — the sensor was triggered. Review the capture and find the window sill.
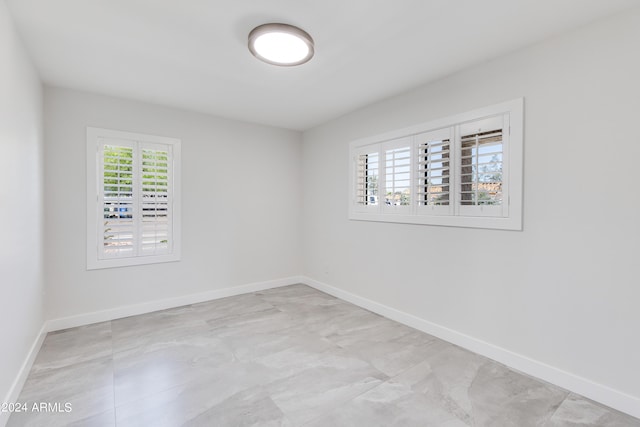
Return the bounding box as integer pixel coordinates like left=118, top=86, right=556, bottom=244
left=349, top=212, right=522, bottom=231
left=87, top=253, right=181, bottom=270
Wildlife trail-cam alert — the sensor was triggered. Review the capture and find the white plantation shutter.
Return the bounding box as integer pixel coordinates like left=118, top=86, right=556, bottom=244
left=140, top=144, right=172, bottom=255
left=348, top=99, right=522, bottom=230
left=458, top=115, right=507, bottom=217
left=383, top=138, right=412, bottom=211
left=416, top=128, right=453, bottom=216
left=99, top=140, right=136, bottom=259
left=98, top=140, right=174, bottom=259
left=88, top=128, right=181, bottom=269
left=355, top=151, right=379, bottom=207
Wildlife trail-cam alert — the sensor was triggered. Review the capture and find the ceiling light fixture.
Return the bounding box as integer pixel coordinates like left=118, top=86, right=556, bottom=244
left=248, top=23, right=314, bottom=66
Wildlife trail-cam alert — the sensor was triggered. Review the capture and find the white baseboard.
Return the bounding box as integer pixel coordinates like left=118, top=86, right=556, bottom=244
left=1, top=324, right=47, bottom=427
left=46, top=276, right=303, bottom=332
left=301, top=276, right=640, bottom=420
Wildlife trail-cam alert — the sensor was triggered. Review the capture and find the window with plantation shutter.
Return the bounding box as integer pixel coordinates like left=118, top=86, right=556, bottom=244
left=458, top=116, right=506, bottom=217
left=101, top=142, right=135, bottom=258
left=349, top=98, right=523, bottom=230
left=416, top=128, right=453, bottom=216
left=383, top=142, right=412, bottom=210
left=140, top=145, right=171, bottom=255
left=355, top=151, right=379, bottom=208
left=87, top=128, right=181, bottom=269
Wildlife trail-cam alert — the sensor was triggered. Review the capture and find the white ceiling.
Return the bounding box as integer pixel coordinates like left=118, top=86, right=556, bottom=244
left=7, top=0, right=639, bottom=130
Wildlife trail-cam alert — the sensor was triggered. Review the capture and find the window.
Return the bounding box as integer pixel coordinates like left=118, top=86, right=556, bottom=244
left=416, top=127, right=453, bottom=216
left=384, top=142, right=412, bottom=208
left=348, top=98, right=523, bottom=230
left=86, top=128, right=181, bottom=269
left=355, top=151, right=380, bottom=207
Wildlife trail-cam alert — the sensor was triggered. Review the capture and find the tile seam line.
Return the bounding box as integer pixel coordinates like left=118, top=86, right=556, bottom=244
left=544, top=392, right=571, bottom=425
left=297, top=377, right=389, bottom=426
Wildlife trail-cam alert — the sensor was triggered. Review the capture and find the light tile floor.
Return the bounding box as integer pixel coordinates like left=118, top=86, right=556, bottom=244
left=8, top=284, right=640, bottom=426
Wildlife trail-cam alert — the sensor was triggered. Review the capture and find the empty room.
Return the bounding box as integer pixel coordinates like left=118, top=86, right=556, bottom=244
left=1, top=0, right=639, bottom=426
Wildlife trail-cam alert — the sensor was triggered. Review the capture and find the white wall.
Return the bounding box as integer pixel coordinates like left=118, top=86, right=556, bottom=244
left=44, top=88, right=302, bottom=320
left=302, top=6, right=640, bottom=415
left=0, top=0, right=44, bottom=409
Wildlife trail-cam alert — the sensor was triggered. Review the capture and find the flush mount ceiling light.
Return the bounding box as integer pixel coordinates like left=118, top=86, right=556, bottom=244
left=248, top=23, right=314, bottom=66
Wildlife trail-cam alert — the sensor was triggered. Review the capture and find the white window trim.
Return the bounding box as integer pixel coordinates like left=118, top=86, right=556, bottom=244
left=86, top=127, right=182, bottom=270
left=348, top=98, right=524, bottom=230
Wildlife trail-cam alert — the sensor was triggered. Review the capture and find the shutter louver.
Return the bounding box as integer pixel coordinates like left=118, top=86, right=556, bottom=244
left=356, top=152, right=379, bottom=205
left=385, top=146, right=411, bottom=206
